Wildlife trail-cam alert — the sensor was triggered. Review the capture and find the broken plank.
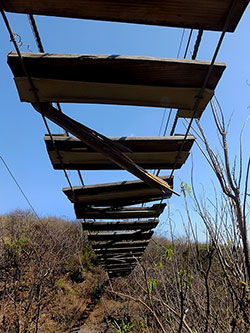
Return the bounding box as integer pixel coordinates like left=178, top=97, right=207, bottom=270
left=1, top=1, right=248, bottom=32
left=75, top=203, right=166, bottom=219
left=44, top=134, right=195, bottom=170
left=82, top=219, right=159, bottom=231
left=32, top=103, right=177, bottom=195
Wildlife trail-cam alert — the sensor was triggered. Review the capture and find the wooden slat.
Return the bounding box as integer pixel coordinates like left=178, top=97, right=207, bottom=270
left=1, top=1, right=248, bottom=32
left=98, top=257, right=139, bottom=264
left=8, top=53, right=225, bottom=90
left=97, top=255, right=142, bottom=265
left=44, top=135, right=195, bottom=170
left=33, top=103, right=177, bottom=195
left=75, top=203, right=166, bottom=219
left=91, top=241, right=150, bottom=249
left=102, top=264, right=137, bottom=270
left=88, top=231, right=153, bottom=242
left=95, top=248, right=145, bottom=254
left=63, top=176, right=173, bottom=207
left=82, top=219, right=159, bottom=231
left=8, top=53, right=225, bottom=115
left=97, top=252, right=142, bottom=259
left=109, top=271, right=131, bottom=278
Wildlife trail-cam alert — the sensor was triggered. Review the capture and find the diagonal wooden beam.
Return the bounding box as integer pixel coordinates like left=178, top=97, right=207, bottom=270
left=32, top=102, right=179, bottom=195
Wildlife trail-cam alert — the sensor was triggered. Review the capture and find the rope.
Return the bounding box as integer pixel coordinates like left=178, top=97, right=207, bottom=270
left=192, top=29, right=203, bottom=60
left=28, top=14, right=84, bottom=187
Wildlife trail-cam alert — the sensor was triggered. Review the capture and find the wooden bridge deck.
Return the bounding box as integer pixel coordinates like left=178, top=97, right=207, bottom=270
left=63, top=176, right=173, bottom=207
left=8, top=53, right=225, bottom=117
left=74, top=203, right=166, bottom=219
left=44, top=134, right=195, bottom=170
left=1, top=0, right=248, bottom=31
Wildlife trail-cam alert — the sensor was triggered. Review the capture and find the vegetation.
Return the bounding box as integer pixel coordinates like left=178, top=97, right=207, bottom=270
left=0, top=209, right=249, bottom=332
left=0, top=102, right=249, bottom=332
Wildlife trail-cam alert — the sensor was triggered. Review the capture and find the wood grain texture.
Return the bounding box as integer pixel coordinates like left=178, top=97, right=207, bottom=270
left=95, top=248, right=146, bottom=254
left=8, top=53, right=225, bottom=113
left=1, top=0, right=248, bottom=31
left=63, top=175, right=173, bottom=207
left=88, top=231, right=153, bottom=242
left=44, top=134, right=194, bottom=170
left=14, top=77, right=214, bottom=113
left=75, top=203, right=166, bottom=219
left=91, top=241, right=149, bottom=249
left=82, top=219, right=159, bottom=231
left=8, top=53, right=225, bottom=90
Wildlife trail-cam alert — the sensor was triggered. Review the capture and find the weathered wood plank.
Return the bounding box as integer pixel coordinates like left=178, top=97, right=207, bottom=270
left=95, top=248, right=145, bottom=254
left=33, top=103, right=177, bottom=195
left=8, top=53, right=225, bottom=90
left=45, top=135, right=195, bottom=152
left=98, top=257, right=139, bottom=264
left=44, top=134, right=195, bottom=170
left=14, top=77, right=214, bottom=113
left=82, top=219, right=159, bottom=231
left=88, top=231, right=153, bottom=242
left=102, top=264, right=137, bottom=270
left=91, top=241, right=150, bottom=249
left=75, top=203, right=166, bottom=219
left=1, top=1, right=248, bottom=32
left=63, top=176, right=173, bottom=207
left=8, top=53, right=225, bottom=114
left=97, top=252, right=142, bottom=259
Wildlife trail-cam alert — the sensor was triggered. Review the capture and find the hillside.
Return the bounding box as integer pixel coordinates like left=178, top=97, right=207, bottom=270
left=0, top=211, right=249, bottom=332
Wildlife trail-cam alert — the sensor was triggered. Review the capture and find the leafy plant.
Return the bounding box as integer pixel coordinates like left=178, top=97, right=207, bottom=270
left=112, top=319, right=135, bottom=333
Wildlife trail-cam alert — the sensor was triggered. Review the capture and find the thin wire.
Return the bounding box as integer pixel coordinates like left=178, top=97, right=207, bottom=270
left=177, top=29, right=185, bottom=58
left=155, top=28, right=193, bottom=178
left=169, top=28, right=203, bottom=136
left=0, top=155, right=39, bottom=219
left=169, top=0, right=238, bottom=179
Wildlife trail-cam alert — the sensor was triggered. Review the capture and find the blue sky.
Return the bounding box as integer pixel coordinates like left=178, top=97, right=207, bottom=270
left=0, top=8, right=250, bottom=237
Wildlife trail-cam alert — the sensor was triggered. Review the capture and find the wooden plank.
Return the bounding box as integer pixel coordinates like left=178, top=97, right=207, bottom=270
left=45, top=135, right=195, bottom=153
left=95, top=248, right=145, bottom=254
left=63, top=175, right=173, bottom=207
left=88, top=231, right=153, bottom=242
left=91, top=241, right=150, bottom=249
left=1, top=1, right=248, bottom=32
left=109, top=271, right=131, bottom=278
left=32, top=103, right=177, bottom=195
left=8, top=53, right=225, bottom=114
left=8, top=53, right=225, bottom=90
left=97, top=255, right=141, bottom=265
left=82, top=219, right=159, bottom=231
left=75, top=203, right=166, bottom=219
left=102, top=264, right=137, bottom=270
left=44, top=135, right=195, bottom=170
left=98, top=257, right=139, bottom=264
left=14, top=77, right=214, bottom=113
left=96, top=252, right=142, bottom=259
